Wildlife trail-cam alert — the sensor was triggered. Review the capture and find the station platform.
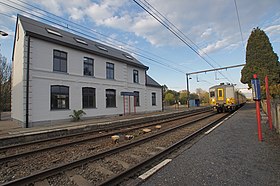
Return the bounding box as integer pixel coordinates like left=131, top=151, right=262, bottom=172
left=140, top=103, right=280, bottom=185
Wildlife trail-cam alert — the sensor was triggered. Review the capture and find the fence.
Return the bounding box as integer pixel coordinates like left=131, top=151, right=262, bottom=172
left=261, top=99, right=280, bottom=134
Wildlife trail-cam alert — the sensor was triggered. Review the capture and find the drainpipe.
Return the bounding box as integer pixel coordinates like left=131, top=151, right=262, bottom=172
left=25, top=36, right=30, bottom=128
left=161, top=85, right=164, bottom=111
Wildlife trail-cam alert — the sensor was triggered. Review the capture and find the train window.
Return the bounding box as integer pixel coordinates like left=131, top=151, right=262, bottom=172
left=210, top=91, right=215, bottom=97
left=218, top=90, right=223, bottom=97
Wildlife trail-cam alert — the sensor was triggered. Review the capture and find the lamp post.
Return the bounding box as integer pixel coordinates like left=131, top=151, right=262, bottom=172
left=186, top=73, right=192, bottom=108
left=0, top=30, right=8, bottom=120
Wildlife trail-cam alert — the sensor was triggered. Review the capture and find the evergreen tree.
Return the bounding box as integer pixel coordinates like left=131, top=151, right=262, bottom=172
left=241, top=27, right=280, bottom=88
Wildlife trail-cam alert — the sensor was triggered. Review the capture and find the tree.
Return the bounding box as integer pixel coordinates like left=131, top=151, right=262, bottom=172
left=164, top=92, right=175, bottom=105
left=241, top=27, right=280, bottom=88
left=0, top=54, right=11, bottom=120
left=196, top=88, right=209, bottom=104
left=189, top=93, right=199, bottom=100
left=179, top=91, right=187, bottom=104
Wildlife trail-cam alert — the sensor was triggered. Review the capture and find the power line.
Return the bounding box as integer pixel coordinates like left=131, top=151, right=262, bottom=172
left=141, top=0, right=236, bottom=83
left=11, top=0, right=193, bottom=72
left=133, top=0, right=233, bottom=83
left=1, top=0, right=187, bottom=73
left=234, top=0, right=244, bottom=48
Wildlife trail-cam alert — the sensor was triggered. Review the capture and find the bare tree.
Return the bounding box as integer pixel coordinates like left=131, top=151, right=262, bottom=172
left=0, top=54, right=11, bottom=120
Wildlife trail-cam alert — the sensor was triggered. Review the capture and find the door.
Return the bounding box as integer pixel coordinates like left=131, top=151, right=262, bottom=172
left=217, top=88, right=224, bottom=101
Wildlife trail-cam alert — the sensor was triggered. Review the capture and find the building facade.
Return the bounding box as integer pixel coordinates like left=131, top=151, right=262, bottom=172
left=12, top=15, right=162, bottom=127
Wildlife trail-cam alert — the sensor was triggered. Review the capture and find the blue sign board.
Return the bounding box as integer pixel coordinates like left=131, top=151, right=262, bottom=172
left=251, top=78, right=261, bottom=101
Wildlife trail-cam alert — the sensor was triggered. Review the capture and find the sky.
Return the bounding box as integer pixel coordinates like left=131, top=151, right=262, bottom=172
left=0, top=0, right=280, bottom=97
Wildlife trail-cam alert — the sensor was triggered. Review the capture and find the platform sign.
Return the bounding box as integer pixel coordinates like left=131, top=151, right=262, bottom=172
left=251, top=78, right=261, bottom=101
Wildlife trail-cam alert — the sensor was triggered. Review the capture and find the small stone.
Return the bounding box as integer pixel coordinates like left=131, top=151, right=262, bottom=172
left=155, top=125, right=161, bottom=129
left=143, top=128, right=151, bottom=133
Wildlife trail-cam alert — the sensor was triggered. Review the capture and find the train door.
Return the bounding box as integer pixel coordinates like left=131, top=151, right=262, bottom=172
left=217, top=88, right=224, bottom=101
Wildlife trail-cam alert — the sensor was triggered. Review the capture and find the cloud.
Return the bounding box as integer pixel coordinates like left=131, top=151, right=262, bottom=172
left=201, top=28, right=213, bottom=39
left=264, top=25, right=280, bottom=35
left=199, top=38, right=231, bottom=55
left=2, top=0, right=279, bottom=54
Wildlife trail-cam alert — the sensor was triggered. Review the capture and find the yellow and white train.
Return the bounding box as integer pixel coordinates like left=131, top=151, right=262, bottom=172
left=209, top=83, right=246, bottom=112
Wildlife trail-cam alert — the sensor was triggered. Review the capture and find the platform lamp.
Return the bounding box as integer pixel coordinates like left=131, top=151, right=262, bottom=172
left=0, top=30, right=8, bottom=121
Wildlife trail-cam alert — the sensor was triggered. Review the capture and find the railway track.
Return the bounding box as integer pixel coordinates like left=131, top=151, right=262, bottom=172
left=0, top=110, right=213, bottom=184
left=0, top=109, right=210, bottom=161
left=0, top=110, right=232, bottom=186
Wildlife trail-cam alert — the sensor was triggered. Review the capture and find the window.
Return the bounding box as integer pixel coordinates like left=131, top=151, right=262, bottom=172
left=106, top=89, right=116, bottom=107
left=53, top=50, right=67, bottom=73
left=51, top=85, right=69, bottom=110
left=152, top=92, right=156, bottom=106
left=96, top=45, right=108, bottom=52
left=106, top=62, right=114, bottom=79
left=75, top=38, right=88, bottom=45
left=82, top=87, right=96, bottom=108
left=133, top=70, right=139, bottom=83
left=210, top=91, right=215, bottom=97
left=46, top=28, right=62, bottom=37
left=218, top=88, right=224, bottom=101
left=134, top=91, right=140, bottom=106
left=84, top=57, right=94, bottom=76
left=123, top=54, right=133, bottom=60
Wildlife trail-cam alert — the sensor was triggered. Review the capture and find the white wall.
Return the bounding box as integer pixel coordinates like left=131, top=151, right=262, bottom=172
left=11, top=21, right=25, bottom=123
left=13, top=33, right=162, bottom=126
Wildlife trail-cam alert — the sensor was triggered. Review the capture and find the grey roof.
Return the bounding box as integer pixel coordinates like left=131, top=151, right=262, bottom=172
left=17, top=15, right=148, bottom=70
left=209, top=83, right=233, bottom=89
left=146, top=75, right=162, bottom=87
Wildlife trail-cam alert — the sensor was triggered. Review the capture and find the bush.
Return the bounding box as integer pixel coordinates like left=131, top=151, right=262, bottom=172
left=69, top=109, right=86, bottom=121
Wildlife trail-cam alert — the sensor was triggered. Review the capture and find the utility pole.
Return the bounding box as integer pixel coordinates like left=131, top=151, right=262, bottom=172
left=186, top=74, right=190, bottom=108
left=0, top=30, right=8, bottom=120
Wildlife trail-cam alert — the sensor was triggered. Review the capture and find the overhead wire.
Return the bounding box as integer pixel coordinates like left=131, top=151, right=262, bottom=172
left=142, top=0, right=235, bottom=84
left=134, top=0, right=234, bottom=83
left=234, top=0, right=245, bottom=48
left=1, top=0, right=188, bottom=73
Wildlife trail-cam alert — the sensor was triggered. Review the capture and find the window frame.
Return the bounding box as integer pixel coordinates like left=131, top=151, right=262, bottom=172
left=210, top=91, right=215, bottom=97
left=53, top=49, right=67, bottom=73
left=82, top=87, right=96, bottom=109
left=133, top=70, right=139, bottom=83
left=106, top=62, right=114, bottom=79
left=152, top=92, right=156, bottom=106
left=106, top=89, right=116, bottom=108
left=83, top=57, right=94, bottom=76
left=51, top=85, right=69, bottom=110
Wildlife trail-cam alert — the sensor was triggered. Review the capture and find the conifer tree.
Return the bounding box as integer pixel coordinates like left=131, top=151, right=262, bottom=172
left=241, top=27, right=280, bottom=87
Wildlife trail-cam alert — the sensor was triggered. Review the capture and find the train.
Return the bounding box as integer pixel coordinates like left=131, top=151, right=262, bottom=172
left=209, top=83, right=246, bottom=112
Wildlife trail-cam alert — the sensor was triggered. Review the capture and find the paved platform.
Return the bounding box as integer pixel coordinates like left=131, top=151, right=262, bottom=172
left=140, top=103, right=280, bottom=186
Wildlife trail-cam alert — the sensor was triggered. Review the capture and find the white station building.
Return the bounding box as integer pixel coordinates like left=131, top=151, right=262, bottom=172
left=12, top=15, right=162, bottom=128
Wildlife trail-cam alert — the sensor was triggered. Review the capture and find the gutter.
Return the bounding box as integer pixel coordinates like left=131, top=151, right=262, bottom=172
left=26, top=36, right=30, bottom=128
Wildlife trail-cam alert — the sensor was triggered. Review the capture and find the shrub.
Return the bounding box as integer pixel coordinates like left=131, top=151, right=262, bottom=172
left=69, top=109, right=86, bottom=121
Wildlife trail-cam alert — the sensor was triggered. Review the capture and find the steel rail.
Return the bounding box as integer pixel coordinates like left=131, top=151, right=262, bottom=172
left=2, top=112, right=217, bottom=186
left=100, top=112, right=231, bottom=185
left=0, top=110, right=211, bottom=163
left=0, top=107, right=210, bottom=150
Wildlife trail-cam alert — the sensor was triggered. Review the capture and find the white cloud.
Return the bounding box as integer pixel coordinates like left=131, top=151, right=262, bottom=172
left=2, top=0, right=279, bottom=54
left=199, top=38, right=231, bottom=55
left=201, top=28, right=213, bottom=39
left=264, top=25, right=280, bottom=35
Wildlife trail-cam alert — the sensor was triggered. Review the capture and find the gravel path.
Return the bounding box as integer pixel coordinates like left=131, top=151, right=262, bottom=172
left=140, top=103, right=280, bottom=186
